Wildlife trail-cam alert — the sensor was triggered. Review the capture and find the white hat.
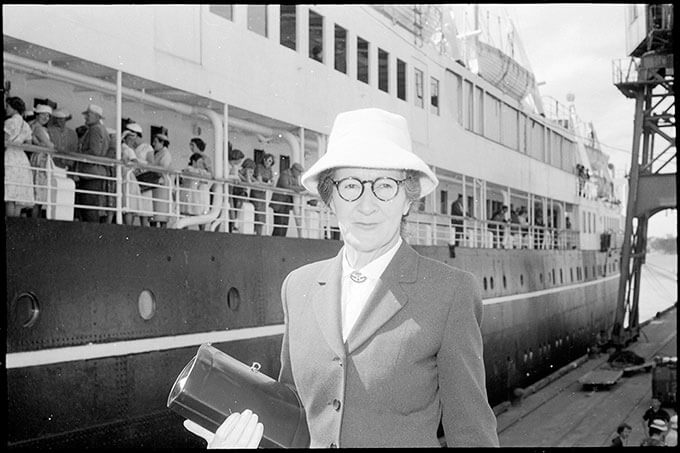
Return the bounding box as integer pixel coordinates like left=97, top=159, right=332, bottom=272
left=52, top=108, right=70, bottom=119
left=300, top=108, right=438, bottom=198
left=82, top=104, right=104, bottom=118
left=650, top=419, right=668, bottom=432
left=34, top=104, right=53, bottom=115
left=121, top=130, right=135, bottom=140
left=125, top=123, right=143, bottom=135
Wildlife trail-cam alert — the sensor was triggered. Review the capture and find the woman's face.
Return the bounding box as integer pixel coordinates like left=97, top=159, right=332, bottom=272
left=37, top=112, right=50, bottom=125
left=245, top=167, right=254, bottom=178
left=189, top=141, right=198, bottom=153
left=264, top=156, right=274, bottom=168
left=152, top=137, right=162, bottom=150
left=330, top=167, right=411, bottom=255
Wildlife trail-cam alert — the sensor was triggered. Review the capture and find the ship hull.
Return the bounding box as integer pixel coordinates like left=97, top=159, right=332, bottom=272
left=6, top=218, right=619, bottom=447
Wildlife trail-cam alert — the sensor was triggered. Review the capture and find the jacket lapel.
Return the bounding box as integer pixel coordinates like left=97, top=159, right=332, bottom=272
left=311, top=251, right=346, bottom=358
left=345, top=242, right=419, bottom=354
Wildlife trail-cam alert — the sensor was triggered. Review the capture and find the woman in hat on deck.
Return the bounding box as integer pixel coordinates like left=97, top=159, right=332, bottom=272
left=185, top=108, right=499, bottom=448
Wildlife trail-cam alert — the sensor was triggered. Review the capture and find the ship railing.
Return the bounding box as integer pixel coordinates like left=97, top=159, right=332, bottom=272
left=404, top=212, right=576, bottom=250
left=5, top=143, right=581, bottom=249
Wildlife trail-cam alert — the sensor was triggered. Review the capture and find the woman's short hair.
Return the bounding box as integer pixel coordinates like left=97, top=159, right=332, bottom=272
left=229, top=148, right=245, bottom=161
left=188, top=152, right=204, bottom=166
left=153, top=134, right=170, bottom=148
left=241, top=158, right=256, bottom=170
left=6, top=96, right=26, bottom=115
left=190, top=137, right=206, bottom=152
left=262, top=153, right=275, bottom=164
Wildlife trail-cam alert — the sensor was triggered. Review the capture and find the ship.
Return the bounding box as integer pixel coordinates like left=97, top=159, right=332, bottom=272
left=4, top=4, right=626, bottom=448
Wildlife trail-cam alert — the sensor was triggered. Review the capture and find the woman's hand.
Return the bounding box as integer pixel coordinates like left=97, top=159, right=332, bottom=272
left=183, top=410, right=264, bottom=449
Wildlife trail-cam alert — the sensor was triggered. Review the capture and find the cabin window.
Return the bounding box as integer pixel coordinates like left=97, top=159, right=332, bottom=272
left=210, top=5, right=233, bottom=21
left=474, top=86, right=484, bottom=134
left=501, top=104, right=519, bottom=150
left=490, top=276, right=494, bottom=289
left=309, top=10, right=324, bottom=63
left=334, top=24, right=347, bottom=74
left=378, top=48, right=389, bottom=93
left=414, top=68, right=424, bottom=108
left=560, top=269, right=564, bottom=284
left=552, top=269, right=556, bottom=285
left=397, top=59, right=407, bottom=101
left=485, top=94, right=501, bottom=142
left=464, top=80, right=474, bottom=130
left=503, top=275, right=507, bottom=289
left=539, top=273, right=544, bottom=284
left=455, top=72, right=463, bottom=125
left=440, top=190, right=448, bottom=215
left=280, top=5, right=296, bottom=50
left=430, top=77, right=440, bottom=115
left=357, top=36, right=369, bottom=84
left=483, top=277, right=487, bottom=291
left=247, top=5, right=267, bottom=37
left=520, top=274, right=524, bottom=286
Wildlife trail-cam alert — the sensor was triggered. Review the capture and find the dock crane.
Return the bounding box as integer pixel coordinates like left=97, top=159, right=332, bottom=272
left=611, top=4, right=675, bottom=346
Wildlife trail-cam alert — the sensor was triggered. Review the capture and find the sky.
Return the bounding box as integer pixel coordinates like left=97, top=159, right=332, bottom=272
left=503, top=3, right=676, bottom=238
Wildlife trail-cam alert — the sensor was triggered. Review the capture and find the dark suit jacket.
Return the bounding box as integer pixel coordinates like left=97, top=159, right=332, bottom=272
left=278, top=241, right=499, bottom=447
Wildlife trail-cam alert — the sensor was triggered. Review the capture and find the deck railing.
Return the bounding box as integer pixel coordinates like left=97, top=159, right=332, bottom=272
left=5, top=143, right=579, bottom=249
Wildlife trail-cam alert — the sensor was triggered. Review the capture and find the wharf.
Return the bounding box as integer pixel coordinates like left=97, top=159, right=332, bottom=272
left=496, top=305, right=677, bottom=447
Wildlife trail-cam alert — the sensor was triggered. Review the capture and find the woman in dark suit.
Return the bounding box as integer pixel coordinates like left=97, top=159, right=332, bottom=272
left=185, top=108, right=499, bottom=448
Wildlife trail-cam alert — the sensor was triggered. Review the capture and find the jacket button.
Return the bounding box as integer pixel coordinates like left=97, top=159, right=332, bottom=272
left=330, top=443, right=338, bottom=448
left=332, top=399, right=341, bottom=411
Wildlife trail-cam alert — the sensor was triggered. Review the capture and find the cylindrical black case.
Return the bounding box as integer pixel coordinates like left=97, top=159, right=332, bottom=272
left=167, top=343, right=309, bottom=448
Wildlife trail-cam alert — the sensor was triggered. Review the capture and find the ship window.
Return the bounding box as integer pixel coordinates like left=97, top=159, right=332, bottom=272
left=414, top=68, right=424, bottom=108
left=539, top=273, right=543, bottom=284
left=483, top=277, right=487, bottom=291
left=430, top=77, right=440, bottom=115
left=138, top=290, right=156, bottom=321
left=397, top=59, right=407, bottom=101
left=585, top=266, right=588, bottom=279
left=309, top=10, right=324, bottom=63
left=485, top=94, right=501, bottom=143
left=280, top=5, right=297, bottom=50
left=247, top=5, right=268, bottom=37
left=552, top=269, right=556, bottom=285
left=378, top=48, right=389, bottom=92
left=503, top=274, right=507, bottom=289
left=520, top=274, right=524, bottom=286
left=464, top=80, right=473, bottom=130
left=490, top=276, right=494, bottom=289
left=209, top=5, right=233, bottom=21
left=334, top=24, right=347, bottom=74
left=440, top=190, right=448, bottom=215
left=570, top=267, right=573, bottom=282
left=560, top=269, right=564, bottom=284
left=474, top=86, right=484, bottom=134
left=357, top=36, right=369, bottom=84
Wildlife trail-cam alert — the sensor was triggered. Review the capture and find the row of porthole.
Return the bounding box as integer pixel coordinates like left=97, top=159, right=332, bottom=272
left=13, top=287, right=244, bottom=328
left=482, top=261, right=618, bottom=292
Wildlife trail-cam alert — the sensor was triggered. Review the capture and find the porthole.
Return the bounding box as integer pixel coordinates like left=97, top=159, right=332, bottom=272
left=138, top=289, right=156, bottom=321
left=12, top=292, right=40, bottom=328
left=483, top=277, right=487, bottom=291
left=227, top=287, right=241, bottom=311
left=523, top=352, right=528, bottom=363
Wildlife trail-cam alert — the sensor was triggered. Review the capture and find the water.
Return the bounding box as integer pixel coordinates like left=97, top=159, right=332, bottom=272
left=638, top=253, right=677, bottom=322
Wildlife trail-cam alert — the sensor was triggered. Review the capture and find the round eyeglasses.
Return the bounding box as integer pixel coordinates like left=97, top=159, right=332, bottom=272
left=331, top=176, right=406, bottom=202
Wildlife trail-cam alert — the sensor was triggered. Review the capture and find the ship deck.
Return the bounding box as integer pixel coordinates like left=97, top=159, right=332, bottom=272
left=496, top=305, right=677, bottom=447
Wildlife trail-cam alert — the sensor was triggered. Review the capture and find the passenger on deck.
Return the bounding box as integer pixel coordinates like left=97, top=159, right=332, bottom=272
left=120, top=130, right=143, bottom=226
left=490, top=205, right=508, bottom=249
left=226, top=148, right=245, bottom=233
left=149, top=133, right=172, bottom=228
left=189, top=137, right=212, bottom=177
left=642, top=397, right=670, bottom=436
left=47, top=108, right=78, bottom=170
left=103, top=128, right=119, bottom=224
left=610, top=422, right=631, bottom=447
left=4, top=96, right=35, bottom=217
left=179, top=152, right=211, bottom=226
left=251, top=152, right=275, bottom=235
left=270, top=162, right=305, bottom=237
left=125, top=123, right=153, bottom=227
left=450, top=193, right=464, bottom=246
left=29, top=104, right=55, bottom=219
left=75, top=104, right=110, bottom=223
left=517, top=207, right=529, bottom=248
left=666, top=415, right=678, bottom=447
left=230, top=157, right=256, bottom=233
left=185, top=108, right=499, bottom=448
